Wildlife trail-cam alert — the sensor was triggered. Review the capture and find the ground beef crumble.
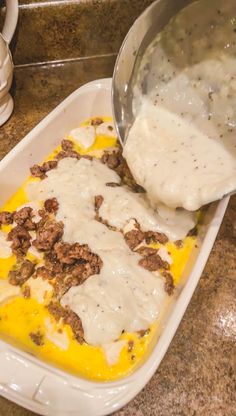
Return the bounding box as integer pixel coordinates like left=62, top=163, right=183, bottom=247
left=139, top=253, right=170, bottom=272
left=128, top=340, right=134, bottom=352
left=33, top=219, right=64, bottom=251
left=54, top=242, right=102, bottom=271
left=162, top=271, right=175, bottom=296
left=44, top=198, right=59, bottom=214
left=0, top=211, right=13, bottom=225
left=94, top=195, right=104, bottom=211
left=124, top=229, right=145, bottom=250
left=95, top=212, right=118, bottom=232
left=51, top=242, right=103, bottom=298
left=22, top=285, right=31, bottom=298
left=36, top=266, right=55, bottom=281
left=33, top=236, right=103, bottom=299
left=145, top=231, right=168, bottom=245
left=124, top=219, right=168, bottom=251
left=135, top=246, right=157, bottom=257
left=56, top=150, right=80, bottom=161
left=91, top=117, right=103, bottom=126
left=101, top=151, right=122, bottom=170
left=54, top=275, right=82, bottom=299
left=43, top=250, right=64, bottom=275
left=29, top=331, right=44, bottom=346
left=106, top=182, right=120, bottom=187
left=30, top=160, right=58, bottom=179
left=13, top=207, right=36, bottom=230
left=136, top=242, right=174, bottom=295
left=38, top=208, right=47, bottom=219
left=55, top=138, right=94, bottom=162
left=70, top=262, right=98, bottom=279
left=7, top=225, right=31, bottom=257
left=174, top=239, right=184, bottom=249
left=64, top=308, right=84, bottom=343
left=138, top=329, right=150, bottom=338
left=61, top=139, right=74, bottom=151
left=9, top=260, right=36, bottom=286
left=101, top=149, right=144, bottom=193
left=30, top=164, right=44, bottom=179
left=56, top=148, right=94, bottom=161
left=47, top=302, right=84, bottom=343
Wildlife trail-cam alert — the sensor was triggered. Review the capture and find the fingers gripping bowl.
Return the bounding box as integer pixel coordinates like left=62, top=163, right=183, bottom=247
left=0, top=79, right=229, bottom=416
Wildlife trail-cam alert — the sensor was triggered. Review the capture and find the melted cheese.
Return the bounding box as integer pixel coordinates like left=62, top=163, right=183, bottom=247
left=0, top=296, right=153, bottom=380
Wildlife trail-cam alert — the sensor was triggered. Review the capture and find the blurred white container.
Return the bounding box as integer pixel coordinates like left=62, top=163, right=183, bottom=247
left=0, top=0, right=18, bottom=125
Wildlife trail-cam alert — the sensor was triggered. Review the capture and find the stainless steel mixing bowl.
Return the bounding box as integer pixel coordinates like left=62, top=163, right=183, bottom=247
left=112, top=0, right=236, bottom=200
left=112, top=0, right=195, bottom=144
left=112, top=0, right=214, bottom=142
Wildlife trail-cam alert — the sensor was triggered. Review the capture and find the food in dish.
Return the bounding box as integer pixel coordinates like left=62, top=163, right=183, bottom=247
left=0, top=116, right=198, bottom=381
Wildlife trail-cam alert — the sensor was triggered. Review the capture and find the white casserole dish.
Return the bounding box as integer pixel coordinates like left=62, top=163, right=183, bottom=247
left=0, top=78, right=229, bottom=416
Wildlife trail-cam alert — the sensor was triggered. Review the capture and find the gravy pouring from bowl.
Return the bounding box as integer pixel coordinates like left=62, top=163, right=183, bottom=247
left=112, top=0, right=236, bottom=210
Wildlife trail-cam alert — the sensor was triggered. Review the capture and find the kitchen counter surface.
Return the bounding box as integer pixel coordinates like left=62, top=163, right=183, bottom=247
left=0, top=56, right=235, bottom=416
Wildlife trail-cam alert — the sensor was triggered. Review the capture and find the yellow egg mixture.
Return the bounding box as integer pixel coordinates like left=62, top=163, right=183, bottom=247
left=0, top=117, right=196, bottom=381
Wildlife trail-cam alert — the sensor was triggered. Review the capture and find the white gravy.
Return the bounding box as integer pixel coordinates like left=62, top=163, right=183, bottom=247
left=28, top=157, right=193, bottom=346
left=124, top=0, right=236, bottom=211
left=124, top=103, right=236, bottom=210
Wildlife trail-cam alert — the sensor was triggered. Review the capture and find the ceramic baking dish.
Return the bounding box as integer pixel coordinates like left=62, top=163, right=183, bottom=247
left=0, top=78, right=229, bottom=416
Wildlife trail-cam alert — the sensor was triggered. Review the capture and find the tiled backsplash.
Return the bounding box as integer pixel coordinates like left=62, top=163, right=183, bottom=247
left=1, top=0, right=154, bottom=66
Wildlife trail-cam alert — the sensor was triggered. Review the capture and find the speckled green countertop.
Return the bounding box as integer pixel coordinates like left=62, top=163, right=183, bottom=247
left=0, top=15, right=236, bottom=416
